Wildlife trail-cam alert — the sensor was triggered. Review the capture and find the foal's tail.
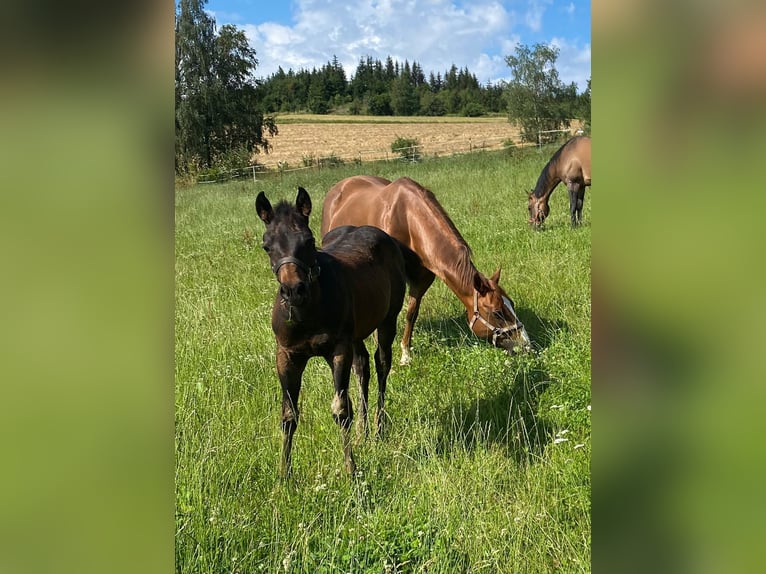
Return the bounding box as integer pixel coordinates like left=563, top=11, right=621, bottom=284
left=391, top=238, right=429, bottom=290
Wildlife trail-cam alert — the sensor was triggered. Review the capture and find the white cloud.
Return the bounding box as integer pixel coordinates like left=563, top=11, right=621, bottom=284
left=566, top=2, right=575, bottom=16
left=218, top=0, right=588, bottom=88
left=524, top=0, right=553, bottom=33
left=549, top=37, right=591, bottom=91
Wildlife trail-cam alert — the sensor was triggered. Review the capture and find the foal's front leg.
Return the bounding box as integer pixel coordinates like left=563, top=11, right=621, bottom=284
left=330, top=346, right=357, bottom=475
left=276, top=347, right=307, bottom=478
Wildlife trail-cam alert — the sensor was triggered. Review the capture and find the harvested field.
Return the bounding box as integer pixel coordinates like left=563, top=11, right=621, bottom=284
left=254, top=116, right=536, bottom=169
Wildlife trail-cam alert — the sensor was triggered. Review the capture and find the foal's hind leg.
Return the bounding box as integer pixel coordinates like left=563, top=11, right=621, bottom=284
left=352, top=340, right=371, bottom=438
left=374, top=314, right=398, bottom=437
left=329, top=347, right=357, bottom=475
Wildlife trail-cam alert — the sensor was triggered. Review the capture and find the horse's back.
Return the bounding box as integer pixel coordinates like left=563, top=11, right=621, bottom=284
left=321, top=175, right=430, bottom=248
left=562, top=136, right=591, bottom=185
left=321, top=176, right=391, bottom=235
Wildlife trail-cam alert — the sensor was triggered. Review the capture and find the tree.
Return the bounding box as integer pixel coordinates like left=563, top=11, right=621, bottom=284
left=505, top=43, right=570, bottom=143
left=391, top=63, right=418, bottom=116
left=175, top=0, right=276, bottom=173
left=578, top=77, right=591, bottom=133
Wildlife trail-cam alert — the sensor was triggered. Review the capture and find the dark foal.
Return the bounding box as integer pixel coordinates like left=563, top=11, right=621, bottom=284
left=256, top=187, right=410, bottom=476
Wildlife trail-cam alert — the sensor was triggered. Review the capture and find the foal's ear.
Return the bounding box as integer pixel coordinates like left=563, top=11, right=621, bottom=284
left=473, top=272, right=491, bottom=296
left=296, top=187, right=312, bottom=219
left=255, top=192, right=273, bottom=224
left=490, top=267, right=501, bottom=284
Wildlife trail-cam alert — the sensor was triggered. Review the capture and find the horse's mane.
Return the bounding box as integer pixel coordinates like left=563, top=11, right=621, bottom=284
left=532, top=137, right=573, bottom=198
left=402, top=178, right=476, bottom=287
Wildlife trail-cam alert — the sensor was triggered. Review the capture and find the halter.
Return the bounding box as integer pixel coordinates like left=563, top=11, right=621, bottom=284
left=272, top=256, right=321, bottom=283
left=468, top=289, right=524, bottom=347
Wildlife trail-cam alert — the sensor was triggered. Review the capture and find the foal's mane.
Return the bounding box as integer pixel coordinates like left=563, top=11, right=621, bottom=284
left=272, top=200, right=311, bottom=231
left=404, top=178, right=476, bottom=288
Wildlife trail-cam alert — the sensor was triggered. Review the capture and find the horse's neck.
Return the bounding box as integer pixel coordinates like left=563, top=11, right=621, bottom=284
left=421, top=235, right=477, bottom=304
left=533, top=160, right=562, bottom=200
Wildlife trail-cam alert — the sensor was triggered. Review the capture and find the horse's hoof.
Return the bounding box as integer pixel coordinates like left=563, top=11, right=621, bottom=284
left=400, top=350, right=411, bottom=365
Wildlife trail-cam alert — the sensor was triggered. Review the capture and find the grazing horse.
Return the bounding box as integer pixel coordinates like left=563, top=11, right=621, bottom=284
left=321, top=175, right=532, bottom=364
left=256, top=187, right=413, bottom=476
left=528, top=136, right=591, bottom=228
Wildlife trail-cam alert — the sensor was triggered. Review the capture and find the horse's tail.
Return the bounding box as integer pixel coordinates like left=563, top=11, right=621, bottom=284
left=391, top=238, right=427, bottom=290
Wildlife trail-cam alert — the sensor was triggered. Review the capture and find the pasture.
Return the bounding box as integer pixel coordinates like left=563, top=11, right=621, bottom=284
left=175, top=146, right=591, bottom=572
left=254, top=114, right=578, bottom=169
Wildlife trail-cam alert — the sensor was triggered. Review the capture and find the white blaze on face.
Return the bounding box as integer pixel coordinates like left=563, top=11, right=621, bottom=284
left=502, top=296, right=532, bottom=347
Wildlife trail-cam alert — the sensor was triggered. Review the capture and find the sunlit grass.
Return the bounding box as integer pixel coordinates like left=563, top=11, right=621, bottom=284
left=175, top=147, right=590, bottom=573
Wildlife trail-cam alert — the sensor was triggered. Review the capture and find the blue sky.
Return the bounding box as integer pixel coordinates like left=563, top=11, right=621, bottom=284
left=204, top=0, right=590, bottom=91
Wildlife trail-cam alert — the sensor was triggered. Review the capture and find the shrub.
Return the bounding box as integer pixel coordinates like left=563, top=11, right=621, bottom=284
left=461, top=102, right=485, bottom=117
left=317, top=153, right=344, bottom=168
left=391, top=136, right=421, bottom=162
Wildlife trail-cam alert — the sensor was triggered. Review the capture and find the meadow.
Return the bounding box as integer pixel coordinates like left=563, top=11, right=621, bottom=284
left=175, top=146, right=591, bottom=573
left=253, top=114, right=569, bottom=169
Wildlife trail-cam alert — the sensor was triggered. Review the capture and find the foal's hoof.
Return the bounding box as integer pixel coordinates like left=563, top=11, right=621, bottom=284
left=400, top=350, right=412, bottom=365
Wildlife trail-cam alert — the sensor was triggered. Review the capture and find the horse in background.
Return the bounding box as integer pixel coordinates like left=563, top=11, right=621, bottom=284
left=321, top=176, right=532, bottom=364
left=528, top=136, right=591, bottom=228
left=256, top=187, right=415, bottom=476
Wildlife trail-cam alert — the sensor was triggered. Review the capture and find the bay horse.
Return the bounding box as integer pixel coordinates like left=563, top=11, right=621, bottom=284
left=256, top=186, right=414, bottom=476
left=321, top=175, right=532, bottom=364
left=528, top=135, right=591, bottom=227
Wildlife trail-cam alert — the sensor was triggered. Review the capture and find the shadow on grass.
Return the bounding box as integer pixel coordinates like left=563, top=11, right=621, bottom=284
left=435, top=366, right=555, bottom=464
left=415, top=310, right=569, bottom=353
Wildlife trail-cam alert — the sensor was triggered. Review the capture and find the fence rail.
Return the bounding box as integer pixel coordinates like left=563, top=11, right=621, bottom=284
left=194, top=128, right=579, bottom=184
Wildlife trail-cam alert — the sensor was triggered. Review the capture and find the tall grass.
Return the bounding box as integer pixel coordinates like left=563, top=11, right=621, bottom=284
left=176, top=147, right=591, bottom=573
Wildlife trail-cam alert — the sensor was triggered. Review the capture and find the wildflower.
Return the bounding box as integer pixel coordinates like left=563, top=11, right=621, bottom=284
left=282, top=550, right=295, bottom=572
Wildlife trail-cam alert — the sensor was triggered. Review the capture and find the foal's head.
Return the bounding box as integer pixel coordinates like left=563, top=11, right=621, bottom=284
left=256, top=187, right=319, bottom=309
left=471, top=268, right=533, bottom=354
left=528, top=192, right=549, bottom=228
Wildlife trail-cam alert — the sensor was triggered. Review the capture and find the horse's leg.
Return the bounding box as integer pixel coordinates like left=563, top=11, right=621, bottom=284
left=276, top=347, right=308, bottom=478
left=576, top=187, right=586, bottom=225
left=352, top=340, right=371, bottom=438
left=568, top=183, right=579, bottom=227
left=329, top=346, right=356, bottom=475
left=374, top=314, right=398, bottom=437
left=400, top=271, right=435, bottom=365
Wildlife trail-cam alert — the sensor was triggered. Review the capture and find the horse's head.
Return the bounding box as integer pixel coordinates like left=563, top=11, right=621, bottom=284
left=528, top=191, right=549, bottom=228
left=256, top=187, right=320, bottom=310
left=469, top=268, right=532, bottom=353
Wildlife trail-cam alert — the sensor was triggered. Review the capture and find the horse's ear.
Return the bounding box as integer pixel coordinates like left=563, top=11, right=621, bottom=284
left=490, top=267, right=501, bottom=284
left=473, top=272, right=490, bottom=296
left=255, top=192, right=273, bottom=224
left=296, top=187, right=312, bottom=219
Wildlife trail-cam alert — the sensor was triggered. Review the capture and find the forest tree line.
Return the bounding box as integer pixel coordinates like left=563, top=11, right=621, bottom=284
left=256, top=55, right=589, bottom=122
left=175, top=0, right=590, bottom=174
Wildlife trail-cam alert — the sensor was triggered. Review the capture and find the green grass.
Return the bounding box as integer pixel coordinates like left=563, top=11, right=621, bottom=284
left=175, top=147, right=591, bottom=573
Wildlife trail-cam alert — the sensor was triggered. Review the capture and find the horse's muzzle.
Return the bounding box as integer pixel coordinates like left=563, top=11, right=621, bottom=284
left=500, top=326, right=533, bottom=354
left=279, top=281, right=309, bottom=307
